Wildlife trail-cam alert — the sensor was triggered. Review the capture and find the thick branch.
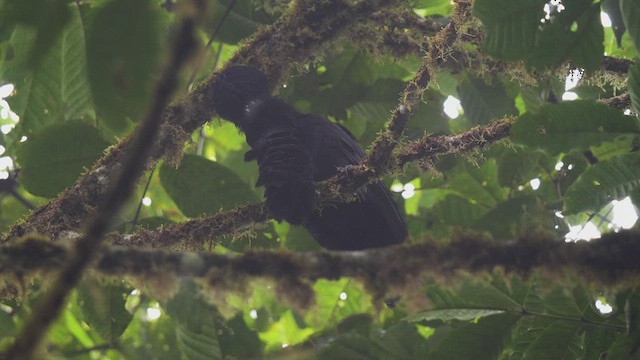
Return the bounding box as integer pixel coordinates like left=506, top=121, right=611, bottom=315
left=4, top=231, right=640, bottom=307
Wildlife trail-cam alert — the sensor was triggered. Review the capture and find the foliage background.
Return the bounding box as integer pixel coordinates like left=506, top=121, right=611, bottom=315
left=0, top=0, right=639, bottom=358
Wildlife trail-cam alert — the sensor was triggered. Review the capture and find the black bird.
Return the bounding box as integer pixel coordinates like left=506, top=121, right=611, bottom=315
left=212, top=65, right=407, bottom=250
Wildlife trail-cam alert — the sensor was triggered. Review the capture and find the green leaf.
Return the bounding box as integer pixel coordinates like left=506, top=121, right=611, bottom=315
left=474, top=196, right=537, bottom=239
left=521, top=321, right=582, bottom=360
left=159, top=154, right=257, bottom=217
left=1, top=0, right=71, bottom=67
left=458, top=280, right=522, bottom=310
left=432, top=194, right=488, bottom=227
left=206, top=0, right=273, bottom=44
left=473, top=0, right=546, bottom=60
left=87, top=0, right=163, bottom=132
left=474, top=0, right=604, bottom=71
left=457, top=74, right=518, bottom=125
left=16, top=121, right=109, bottom=198
left=372, top=322, right=430, bottom=359
left=165, top=281, right=223, bottom=360
left=408, top=308, right=506, bottom=322
left=628, top=63, right=640, bottom=116
left=429, top=314, right=521, bottom=360
left=77, top=278, right=133, bottom=343
left=621, top=0, right=640, bottom=51
left=511, top=101, right=640, bottom=155
left=527, top=2, right=603, bottom=72
left=2, top=5, right=94, bottom=136
left=217, top=314, right=263, bottom=358
left=563, top=153, right=640, bottom=214
left=497, top=147, right=542, bottom=187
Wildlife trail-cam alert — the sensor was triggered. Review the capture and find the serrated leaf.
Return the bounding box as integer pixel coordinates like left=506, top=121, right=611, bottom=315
left=77, top=278, right=133, bottom=343
left=429, top=314, right=521, bottom=360
left=87, top=0, right=163, bottom=132
left=628, top=63, right=640, bottom=116
left=2, top=5, right=94, bottom=136
left=176, top=323, right=222, bottom=360
left=621, top=0, right=640, bottom=51
left=457, top=74, right=518, bottom=125
left=521, top=321, right=582, bottom=360
left=16, top=121, right=109, bottom=197
left=159, top=154, right=256, bottom=217
left=408, top=308, right=506, bottom=322
left=474, top=196, right=537, bottom=239
left=458, top=280, right=522, bottom=310
left=563, top=153, right=640, bottom=214
left=512, top=101, right=640, bottom=154
left=497, top=148, right=542, bottom=187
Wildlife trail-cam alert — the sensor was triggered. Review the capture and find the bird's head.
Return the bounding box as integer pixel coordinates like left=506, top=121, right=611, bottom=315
left=212, top=65, right=270, bottom=128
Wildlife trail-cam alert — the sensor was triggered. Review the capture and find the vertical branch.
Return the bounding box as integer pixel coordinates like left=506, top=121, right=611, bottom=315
left=3, top=2, right=201, bottom=358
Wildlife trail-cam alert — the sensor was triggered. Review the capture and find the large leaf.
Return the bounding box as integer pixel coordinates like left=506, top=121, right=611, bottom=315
left=165, top=281, right=222, bottom=360
left=16, top=121, right=109, bottom=198
left=432, top=194, right=489, bottom=227
left=1, top=0, right=71, bottom=67
left=160, top=154, right=257, bottom=217
left=511, top=101, right=640, bottom=154
left=564, top=153, right=640, bottom=214
left=77, top=278, right=133, bottom=343
left=521, top=321, right=582, bottom=360
left=2, top=4, right=93, bottom=136
left=457, top=74, right=518, bottom=125
left=474, top=0, right=604, bottom=71
left=621, top=0, right=640, bottom=51
left=428, top=314, right=521, bottom=360
left=473, top=0, right=546, bottom=60
left=87, top=0, right=163, bottom=132
left=527, top=1, right=603, bottom=72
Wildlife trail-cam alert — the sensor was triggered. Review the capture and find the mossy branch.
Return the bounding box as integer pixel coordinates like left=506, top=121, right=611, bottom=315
left=3, top=230, right=640, bottom=308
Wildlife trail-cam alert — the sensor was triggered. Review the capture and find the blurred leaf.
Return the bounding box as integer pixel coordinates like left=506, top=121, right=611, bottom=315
left=217, top=314, right=263, bottom=358
left=160, top=154, right=256, bottom=217
left=77, top=278, right=133, bottom=343
left=497, top=147, right=542, bottom=187
left=602, top=0, right=626, bottom=47
left=16, top=121, right=109, bottom=197
left=564, top=153, right=640, bottom=214
left=1, top=0, right=71, bottom=67
left=521, top=321, right=582, bottom=360
left=457, top=74, right=518, bottom=125
left=474, top=196, right=537, bottom=239
left=512, top=101, right=640, bottom=154
left=621, top=0, right=640, bottom=51
left=205, top=0, right=273, bottom=44
left=1, top=4, right=93, bottom=136
left=432, top=194, right=488, bottom=227
left=428, top=314, right=521, bottom=360
left=87, top=0, right=163, bottom=132
left=372, top=322, right=430, bottom=359
left=165, top=281, right=223, bottom=360
left=628, top=63, right=640, bottom=116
